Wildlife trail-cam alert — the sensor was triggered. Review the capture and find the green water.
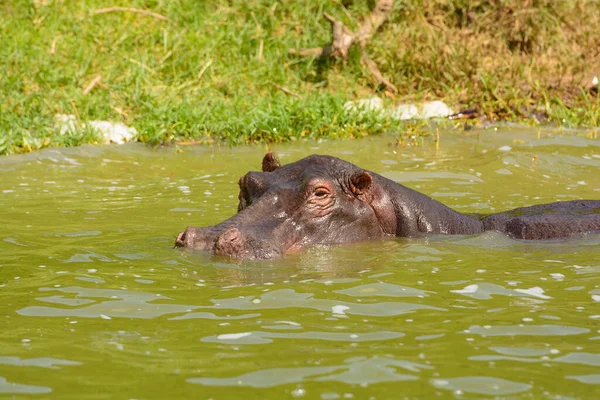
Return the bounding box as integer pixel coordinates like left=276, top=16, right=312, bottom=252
left=1, top=128, right=599, bottom=399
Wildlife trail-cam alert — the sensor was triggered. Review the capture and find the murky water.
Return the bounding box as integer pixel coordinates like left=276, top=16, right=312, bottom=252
left=1, top=127, right=599, bottom=399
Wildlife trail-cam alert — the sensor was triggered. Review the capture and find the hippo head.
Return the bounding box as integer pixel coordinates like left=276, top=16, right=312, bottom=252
left=175, top=153, right=396, bottom=259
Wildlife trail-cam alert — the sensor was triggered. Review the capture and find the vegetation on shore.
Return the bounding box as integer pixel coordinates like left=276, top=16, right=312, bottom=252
left=1, top=0, right=599, bottom=155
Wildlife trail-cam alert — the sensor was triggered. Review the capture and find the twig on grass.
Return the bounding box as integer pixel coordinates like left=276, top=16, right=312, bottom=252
left=176, top=59, right=213, bottom=91
left=258, top=39, right=264, bottom=61
left=83, top=75, right=102, bottom=95
left=360, top=53, right=397, bottom=94
left=92, top=7, right=173, bottom=24
left=272, top=83, right=300, bottom=98
left=127, top=58, right=157, bottom=75
left=50, top=35, right=62, bottom=54
left=289, top=0, right=396, bottom=94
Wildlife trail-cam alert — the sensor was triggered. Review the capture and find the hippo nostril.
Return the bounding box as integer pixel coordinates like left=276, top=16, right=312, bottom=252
left=175, top=226, right=197, bottom=248
left=218, top=228, right=242, bottom=245
left=214, top=228, right=245, bottom=256
left=175, top=231, right=186, bottom=247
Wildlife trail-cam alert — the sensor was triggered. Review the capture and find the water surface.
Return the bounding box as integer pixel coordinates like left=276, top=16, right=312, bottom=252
left=1, top=127, right=599, bottom=399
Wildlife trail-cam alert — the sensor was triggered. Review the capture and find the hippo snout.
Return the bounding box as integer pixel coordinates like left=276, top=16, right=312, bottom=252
left=176, top=225, right=281, bottom=259
left=175, top=226, right=217, bottom=251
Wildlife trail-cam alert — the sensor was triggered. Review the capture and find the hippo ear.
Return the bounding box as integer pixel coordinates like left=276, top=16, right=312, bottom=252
left=262, top=152, right=281, bottom=172
left=350, top=171, right=373, bottom=196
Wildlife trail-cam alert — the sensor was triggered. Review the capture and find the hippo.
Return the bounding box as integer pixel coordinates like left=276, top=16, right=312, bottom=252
left=175, top=153, right=600, bottom=259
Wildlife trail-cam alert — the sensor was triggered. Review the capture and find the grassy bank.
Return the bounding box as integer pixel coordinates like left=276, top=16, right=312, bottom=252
left=1, top=0, right=599, bottom=155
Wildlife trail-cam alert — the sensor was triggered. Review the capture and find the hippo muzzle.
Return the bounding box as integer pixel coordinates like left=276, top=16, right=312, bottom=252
left=175, top=225, right=283, bottom=260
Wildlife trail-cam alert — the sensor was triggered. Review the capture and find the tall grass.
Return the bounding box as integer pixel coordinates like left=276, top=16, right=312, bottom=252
left=1, top=0, right=598, bottom=155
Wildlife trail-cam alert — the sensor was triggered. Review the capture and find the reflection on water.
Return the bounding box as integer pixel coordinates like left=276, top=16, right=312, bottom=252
left=201, top=330, right=405, bottom=344
left=0, top=128, right=599, bottom=398
left=465, top=324, right=589, bottom=336
left=17, top=286, right=443, bottom=319
left=18, top=286, right=200, bottom=319
left=0, top=357, right=81, bottom=369
left=431, top=376, right=532, bottom=396
left=189, top=356, right=431, bottom=387
left=0, top=377, right=52, bottom=394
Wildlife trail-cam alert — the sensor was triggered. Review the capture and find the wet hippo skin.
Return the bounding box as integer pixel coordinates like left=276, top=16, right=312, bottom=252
left=175, top=153, right=600, bottom=259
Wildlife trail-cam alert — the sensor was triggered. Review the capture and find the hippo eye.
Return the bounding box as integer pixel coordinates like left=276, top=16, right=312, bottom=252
left=314, top=188, right=330, bottom=198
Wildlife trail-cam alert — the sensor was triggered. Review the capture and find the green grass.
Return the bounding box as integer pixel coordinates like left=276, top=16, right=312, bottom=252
left=1, top=0, right=599, bottom=155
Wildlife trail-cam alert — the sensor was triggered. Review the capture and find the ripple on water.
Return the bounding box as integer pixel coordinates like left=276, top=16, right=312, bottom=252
left=554, top=352, right=600, bottom=366
left=0, top=377, right=52, bottom=394
left=74, top=277, right=106, bottom=284
left=35, top=295, right=95, bottom=306
left=53, top=231, right=102, bottom=237
left=334, top=282, right=428, bottom=298
left=17, top=286, right=445, bottom=320
left=17, top=286, right=199, bottom=320
left=0, top=357, right=81, bottom=369
left=469, top=346, right=559, bottom=364
left=202, top=330, right=404, bottom=345
left=450, top=283, right=552, bottom=300
left=465, top=324, right=589, bottom=336
left=169, top=312, right=259, bottom=321
left=382, top=171, right=483, bottom=183
left=431, top=376, right=532, bottom=396
left=489, top=346, right=555, bottom=357
left=566, top=374, right=600, bottom=385
left=64, top=251, right=114, bottom=263
left=175, top=288, right=446, bottom=317
left=188, top=356, right=431, bottom=387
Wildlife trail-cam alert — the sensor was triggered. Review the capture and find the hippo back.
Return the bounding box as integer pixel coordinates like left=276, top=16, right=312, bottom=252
left=482, top=200, right=600, bottom=240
